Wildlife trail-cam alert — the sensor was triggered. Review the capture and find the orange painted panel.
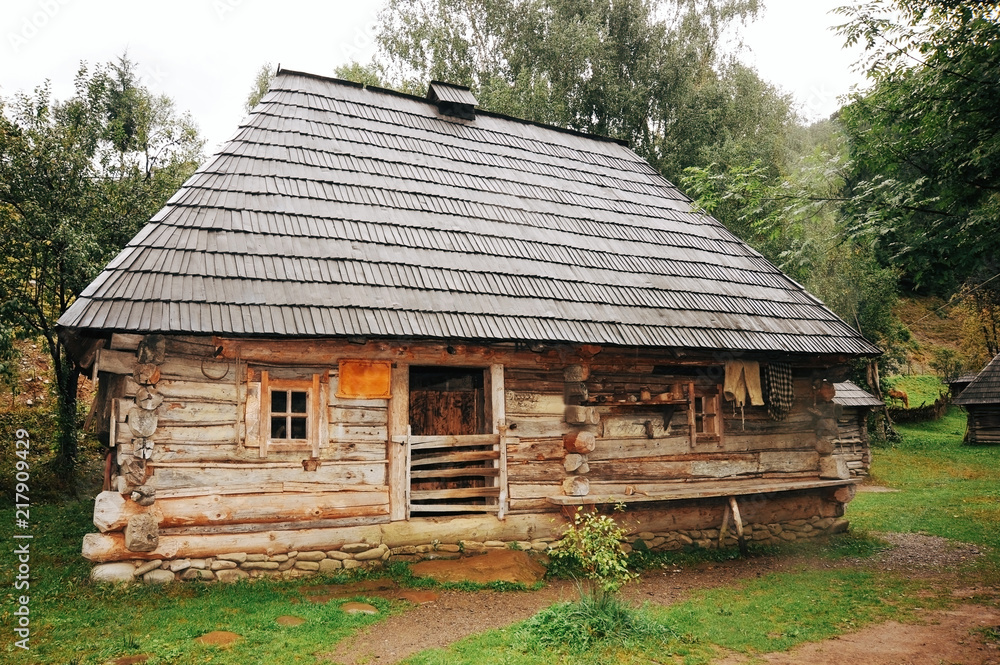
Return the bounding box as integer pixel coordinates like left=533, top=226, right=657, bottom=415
left=337, top=359, right=392, bottom=399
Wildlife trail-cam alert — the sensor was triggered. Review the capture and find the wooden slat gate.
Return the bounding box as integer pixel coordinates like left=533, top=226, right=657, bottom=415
left=397, top=432, right=509, bottom=518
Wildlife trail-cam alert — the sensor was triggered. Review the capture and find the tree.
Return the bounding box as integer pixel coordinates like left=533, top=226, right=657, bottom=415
left=368, top=0, right=793, bottom=184
left=0, top=56, right=202, bottom=478
left=836, top=0, right=1000, bottom=295
left=244, top=63, right=276, bottom=114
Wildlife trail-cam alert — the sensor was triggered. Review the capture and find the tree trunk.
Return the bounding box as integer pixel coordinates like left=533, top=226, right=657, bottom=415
left=55, top=359, right=80, bottom=480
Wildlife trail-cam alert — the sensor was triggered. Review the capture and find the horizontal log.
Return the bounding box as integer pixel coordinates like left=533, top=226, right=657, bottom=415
left=93, top=489, right=389, bottom=531
left=119, top=424, right=237, bottom=446
left=506, top=461, right=566, bottom=483
left=589, top=436, right=689, bottom=460
left=111, top=333, right=144, bottom=351
left=505, top=391, right=565, bottom=416
left=156, top=356, right=238, bottom=383
left=97, top=348, right=136, bottom=375
left=759, top=451, right=819, bottom=473
left=148, top=462, right=386, bottom=489
left=160, top=514, right=390, bottom=536
left=125, top=378, right=238, bottom=403
left=158, top=400, right=239, bottom=426
left=409, top=504, right=500, bottom=513
left=329, top=424, right=388, bottom=442
left=329, top=406, right=387, bottom=426
left=506, top=438, right=565, bottom=462
left=83, top=511, right=571, bottom=561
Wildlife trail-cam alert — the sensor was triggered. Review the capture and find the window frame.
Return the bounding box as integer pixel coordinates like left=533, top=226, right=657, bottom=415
left=259, top=370, right=323, bottom=457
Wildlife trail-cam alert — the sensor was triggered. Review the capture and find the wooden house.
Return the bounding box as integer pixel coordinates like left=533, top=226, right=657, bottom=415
left=831, top=381, right=882, bottom=477
left=954, top=353, right=1000, bottom=444
left=59, top=70, right=880, bottom=582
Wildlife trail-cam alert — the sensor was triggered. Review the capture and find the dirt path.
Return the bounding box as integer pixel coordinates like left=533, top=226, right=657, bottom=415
left=323, top=534, right=998, bottom=665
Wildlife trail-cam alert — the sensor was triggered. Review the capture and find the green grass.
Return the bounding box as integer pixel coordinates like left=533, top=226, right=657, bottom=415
left=884, top=374, right=947, bottom=408
left=852, top=406, right=1000, bottom=552
left=0, top=501, right=400, bottom=664
left=400, top=567, right=937, bottom=665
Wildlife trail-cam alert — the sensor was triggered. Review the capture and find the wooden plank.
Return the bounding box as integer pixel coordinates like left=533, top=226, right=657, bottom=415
left=759, top=451, right=819, bottom=473
left=409, top=504, right=500, bottom=513
left=411, top=486, right=500, bottom=501
left=160, top=514, right=390, bottom=536
left=506, top=461, right=570, bottom=483
left=410, top=467, right=500, bottom=479
left=589, top=436, right=689, bottom=460
left=244, top=380, right=260, bottom=448
left=408, top=433, right=501, bottom=448
left=157, top=356, right=237, bottom=383
left=410, top=450, right=500, bottom=466
left=496, top=364, right=509, bottom=518
left=259, top=370, right=270, bottom=455
left=387, top=363, right=408, bottom=521
left=546, top=478, right=857, bottom=505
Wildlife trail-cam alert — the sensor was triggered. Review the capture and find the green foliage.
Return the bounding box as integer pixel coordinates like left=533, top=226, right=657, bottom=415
left=243, top=62, right=276, bottom=114
left=837, top=1, right=1000, bottom=295
left=0, top=54, right=202, bottom=475
left=548, top=506, right=637, bottom=598
left=520, top=596, right=675, bottom=652
left=368, top=0, right=794, bottom=185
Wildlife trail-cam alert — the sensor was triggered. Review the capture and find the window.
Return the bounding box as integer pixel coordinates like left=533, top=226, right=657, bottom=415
left=685, top=382, right=722, bottom=446
left=257, top=370, right=325, bottom=457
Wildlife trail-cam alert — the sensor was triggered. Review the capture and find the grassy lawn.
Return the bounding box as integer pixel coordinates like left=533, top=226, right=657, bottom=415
left=850, top=406, right=999, bottom=553
left=885, top=374, right=947, bottom=408
left=1, top=405, right=994, bottom=663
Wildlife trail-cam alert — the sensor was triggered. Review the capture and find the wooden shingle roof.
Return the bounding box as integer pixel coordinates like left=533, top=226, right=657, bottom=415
left=833, top=381, right=884, bottom=407
left=954, top=353, right=1000, bottom=405
left=59, top=70, right=879, bottom=355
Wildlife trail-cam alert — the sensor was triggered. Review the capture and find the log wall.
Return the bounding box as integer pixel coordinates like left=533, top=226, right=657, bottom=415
left=86, top=335, right=857, bottom=563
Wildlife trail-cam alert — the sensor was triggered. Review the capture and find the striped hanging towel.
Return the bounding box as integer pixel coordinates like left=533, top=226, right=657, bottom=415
left=765, top=362, right=794, bottom=421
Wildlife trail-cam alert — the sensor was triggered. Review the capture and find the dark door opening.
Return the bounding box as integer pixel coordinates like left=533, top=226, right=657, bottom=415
left=408, top=367, right=498, bottom=515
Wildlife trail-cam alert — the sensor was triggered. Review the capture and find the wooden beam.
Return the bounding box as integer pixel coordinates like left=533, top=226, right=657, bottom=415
left=387, top=363, right=409, bottom=521
left=729, top=495, right=748, bottom=556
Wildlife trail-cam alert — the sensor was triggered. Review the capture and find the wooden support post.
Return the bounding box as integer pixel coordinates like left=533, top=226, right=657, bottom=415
left=687, top=381, right=697, bottom=447
left=388, top=364, right=409, bottom=521
left=718, top=501, right=731, bottom=548
left=728, top=495, right=748, bottom=556
left=490, top=364, right=508, bottom=519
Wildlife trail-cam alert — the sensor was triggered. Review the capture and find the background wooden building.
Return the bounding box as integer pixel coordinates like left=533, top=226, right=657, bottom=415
left=831, top=381, right=883, bottom=477
left=59, top=71, right=880, bottom=582
left=954, top=353, right=1000, bottom=444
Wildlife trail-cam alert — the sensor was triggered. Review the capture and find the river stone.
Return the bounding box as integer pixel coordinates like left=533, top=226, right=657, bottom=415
left=297, top=551, right=327, bottom=561
left=246, top=553, right=268, bottom=562
left=343, top=560, right=362, bottom=570
left=327, top=550, right=353, bottom=560
left=212, top=560, right=238, bottom=570
left=270, top=554, right=289, bottom=562
left=217, top=552, right=247, bottom=563
left=168, top=559, right=191, bottom=572
left=240, top=561, right=279, bottom=570
left=278, top=559, right=296, bottom=571
left=143, top=569, right=176, bottom=585
left=134, top=560, right=163, bottom=576
left=355, top=544, right=389, bottom=561
left=295, top=561, right=320, bottom=571
left=181, top=568, right=216, bottom=581
left=341, top=602, right=378, bottom=615
left=319, top=559, right=343, bottom=573
left=215, top=569, right=250, bottom=583
left=342, top=543, right=372, bottom=554
left=91, top=562, right=136, bottom=584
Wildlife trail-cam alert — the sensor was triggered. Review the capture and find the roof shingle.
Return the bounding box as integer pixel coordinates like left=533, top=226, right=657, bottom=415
left=59, top=70, right=880, bottom=356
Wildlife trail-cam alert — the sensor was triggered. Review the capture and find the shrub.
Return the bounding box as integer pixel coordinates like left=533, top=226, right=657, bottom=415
left=548, top=505, right=637, bottom=600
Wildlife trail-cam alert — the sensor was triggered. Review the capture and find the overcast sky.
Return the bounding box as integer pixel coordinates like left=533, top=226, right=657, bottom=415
left=2, top=0, right=868, bottom=155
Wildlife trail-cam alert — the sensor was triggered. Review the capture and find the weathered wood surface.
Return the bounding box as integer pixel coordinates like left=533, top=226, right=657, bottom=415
left=148, top=462, right=386, bottom=489
left=545, top=478, right=856, bottom=505
left=93, top=489, right=389, bottom=532
left=82, top=512, right=573, bottom=562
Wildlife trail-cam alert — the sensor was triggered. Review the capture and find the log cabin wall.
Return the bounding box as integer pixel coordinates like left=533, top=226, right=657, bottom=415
left=84, top=335, right=856, bottom=570
left=833, top=407, right=871, bottom=477
left=967, top=405, right=1000, bottom=444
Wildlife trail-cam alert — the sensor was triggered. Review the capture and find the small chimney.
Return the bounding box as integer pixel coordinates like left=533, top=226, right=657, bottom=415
left=427, top=81, right=478, bottom=120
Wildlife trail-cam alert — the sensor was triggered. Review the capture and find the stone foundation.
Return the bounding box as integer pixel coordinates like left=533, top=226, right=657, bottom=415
left=89, top=515, right=850, bottom=584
